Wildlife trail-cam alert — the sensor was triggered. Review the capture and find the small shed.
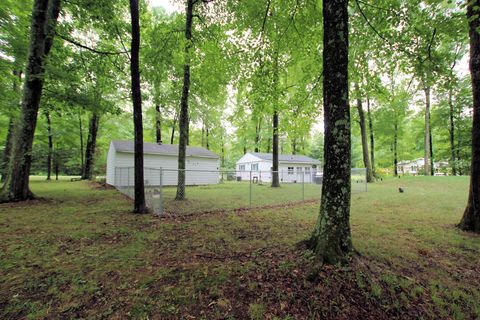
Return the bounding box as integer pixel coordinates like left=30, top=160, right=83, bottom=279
left=106, top=140, right=220, bottom=187
left=235, top=152, right=321, bottom=183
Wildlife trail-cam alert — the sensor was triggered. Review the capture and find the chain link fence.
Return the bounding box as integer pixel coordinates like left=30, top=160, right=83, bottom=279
left=113, top=167, right=367, bottom=216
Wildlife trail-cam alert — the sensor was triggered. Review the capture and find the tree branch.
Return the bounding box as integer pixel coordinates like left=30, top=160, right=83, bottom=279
left=261, top=0, right=272, bottom=33
left=57, top=33, right=129, bottom=56
left=114, top=24, right=131, bottom=61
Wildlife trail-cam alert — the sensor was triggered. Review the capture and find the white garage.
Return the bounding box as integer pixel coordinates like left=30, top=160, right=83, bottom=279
left=106, top=140, right=220, bottom=187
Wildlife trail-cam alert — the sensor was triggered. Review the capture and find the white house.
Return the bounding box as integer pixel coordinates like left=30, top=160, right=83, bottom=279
left=397, top=159, right=424, bottom=175
left=236, top=152, right=321, bottom=183
left=397, top=158, right=450, bottom=175
left=106, top=140, right=220, bottom=187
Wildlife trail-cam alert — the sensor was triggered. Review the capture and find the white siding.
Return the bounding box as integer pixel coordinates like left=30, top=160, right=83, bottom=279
left=111, top=151, right=220, bottom=187
left=236, top=153, right=263, bottom=165
left=106, top=142, right=116, bottom=185
left=235, top=159, right=317, bottom=184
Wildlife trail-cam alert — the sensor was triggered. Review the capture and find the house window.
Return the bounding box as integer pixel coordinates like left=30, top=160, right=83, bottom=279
left=251, top=163, right=259, bottom=171
left=296, top=167, right=302, bottom=173
left=305, top=167, right=311, bottom=174
left=288, top=167, right=294, bottom=175
left=239, top=164, right=245, bottom=171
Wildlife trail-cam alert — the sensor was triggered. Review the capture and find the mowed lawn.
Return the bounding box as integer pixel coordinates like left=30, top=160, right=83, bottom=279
left=0, top=177, right=479, bottom=319
left=152, top=173, right=365, bottom=215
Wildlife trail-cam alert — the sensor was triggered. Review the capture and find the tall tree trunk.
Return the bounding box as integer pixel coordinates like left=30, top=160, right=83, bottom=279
left=271, top=52, right=280, bottom=188
left=459, top=1, right=480, bottom=232
left=129, top=0, right=147, bottom=213
left=449, top=88, right=456, bottom=175
left=55, top=159, right=59, bottom=180
left=254, top=117, right=261, bottom=152
left=292, top=138, right=297, bottom=155
left=308, top=0, right=352, bottom=264
left=2, top=70, right=22, bottom=183
left=424, top=86, right=432, bottom=176
left=393, top=119, right=398, bottom=176
left=54, top=145, right=59, bottom=180
left=155, top=104, right=162, bottom=144
left=206, top=127, right=209, bottom=150
left=81, top=113, right=99, bottom=180
left=175, top=0, right=193, bottom=201
left=186, top=116, right=190, bottom=146
left=355, top=84, right=373, bottom=182
left=1, top=118, right=15, bottom=183
left=366, top=94, right=376, bottom=178
left=0, top=0, right=60, bottom=202
left=170, top=111, right=177, bottom=144
left=271, top=110, right=280, bottom=187
left=79, top=113, right=84, bottom=176
left=201, top=123, right=205, bottom=147
left=45, top=110, right=53, bottom=180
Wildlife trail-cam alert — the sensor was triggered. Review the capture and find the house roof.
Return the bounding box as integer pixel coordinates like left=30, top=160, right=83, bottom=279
left=397, top=158, right=425, bottom=166
left=246, top=152, right=320, bottom=164
left=111, top=140, right=219, bottom=159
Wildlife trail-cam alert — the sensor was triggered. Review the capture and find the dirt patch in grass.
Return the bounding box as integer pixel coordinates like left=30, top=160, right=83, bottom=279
left=0, top=197, right=53, bottom=208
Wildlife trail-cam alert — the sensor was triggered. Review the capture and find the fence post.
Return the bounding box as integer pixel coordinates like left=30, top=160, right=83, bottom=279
left=249, top=170, right=252, bottom=207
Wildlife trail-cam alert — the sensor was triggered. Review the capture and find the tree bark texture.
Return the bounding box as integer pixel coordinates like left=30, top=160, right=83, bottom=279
left=170, top=111, right=177, bottom=144
left=271, top=110, right=280, bottom=187
left=81, top=113, right=99, bottom=180
left=355, top=84, right=373, bottom=182
left=155, top=104, right=162, bottom=144
left=0, top=0, right=60, bottom=202
left=206, top=128, right=209, bottom=150
left=271, top=52, right=280, bottom=188
left=309, top=0, right=352, bottom=264
left=1, top=70, right=22, bottom=183
left=175, top=0, right=193, bottom=200
left=255, top=118, right=261, bottom=153
left=129, top=0, right=147, bottom=213
left=459, top=1, right=480, bottom=232
left=1, top=119, right=15, bottom=183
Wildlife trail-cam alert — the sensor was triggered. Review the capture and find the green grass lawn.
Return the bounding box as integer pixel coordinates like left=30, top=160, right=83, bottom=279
left=146, top=174, right=365, bottom=215
left=158, top=182, right=323, bottom=215
left=0, top=177, right=479, bottom=319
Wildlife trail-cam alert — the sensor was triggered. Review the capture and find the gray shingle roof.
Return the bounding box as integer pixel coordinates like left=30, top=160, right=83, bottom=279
left=112, top=140, right=219, bottom=159
left=250, top=152, right=320, bottom=164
